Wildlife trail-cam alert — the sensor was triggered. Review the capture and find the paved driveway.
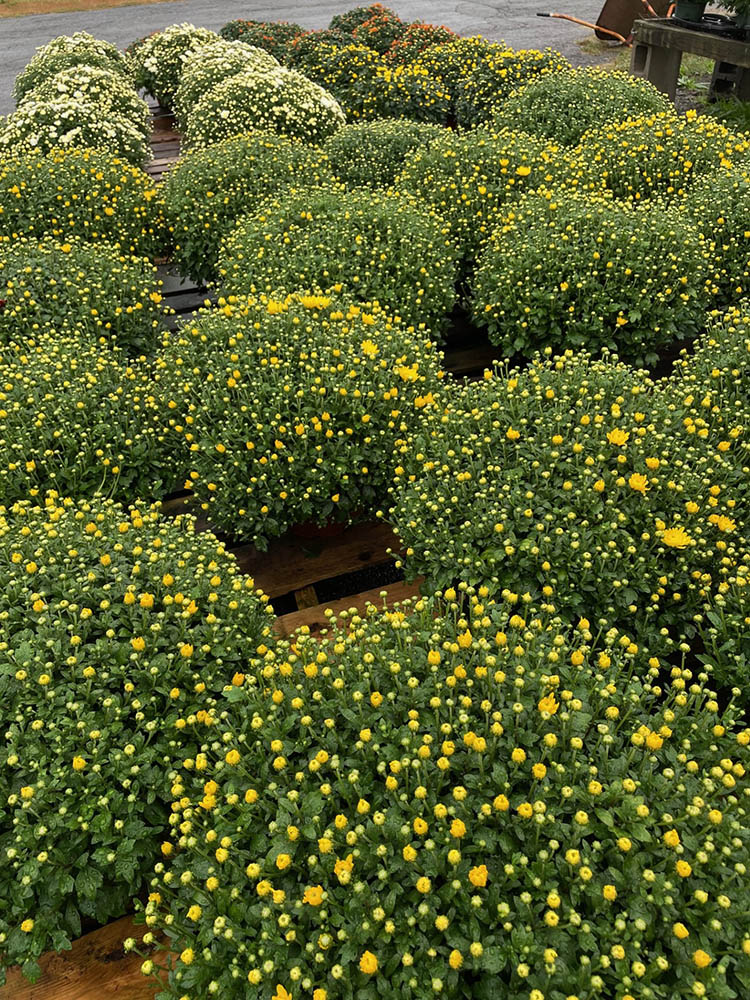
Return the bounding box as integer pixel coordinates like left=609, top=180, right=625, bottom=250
left=0, top=0, right=605, bottom=113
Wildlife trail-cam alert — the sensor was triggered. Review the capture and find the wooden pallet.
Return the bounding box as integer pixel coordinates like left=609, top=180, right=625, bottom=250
left=146, top=100, right=181, bottom=182
left=1, top=916, right=163, bottom=1000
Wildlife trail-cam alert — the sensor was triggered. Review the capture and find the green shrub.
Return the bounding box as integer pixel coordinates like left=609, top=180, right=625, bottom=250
left=174, top=39, right=279, bottom=128
left=160, top=132, right=333, bottom=284
left=129, top=23, right=220, bottom=109
left=0, top=498, right=273, bottom=984
left=455, top=47, right=571, bottom=128
left=683, top=169, right=750, bottom=306
left=571, top=110, right=750, bottom=202
left=217, top=187, right=460, bottom=334
left=0, top=237, right=164, bottom=354
left=0, top=148, right=162, bottom=257
left=324, top=119, right=444, bottom=188
left=19, top=65, right=150, bottom=140
left=351, top=8, right=407, bottom=53
left=472, top=190, right=714, bottom=366
left=184, top=67, right=346, bottom=149
left=329, top=3, right=398, bottom=34
left=12, top=31, right=131, bottom=104
left=385, top=21, right=459, bottom=64
left=387, top=350, right=750, bottom=658
left=134, top=590, right=750, bottom=1000
left=299, top=42, right=450, bottom=123
left=0, top=334, right=175, bottom=506
left=396, top=127, right=560, bottom=261
left=414, top=35, right=499, bottom=109
left=286, top=29, right=352, bottom=72
left=217, top=20, right=306, bottom=62
left=492, top=67, right=672, bottom=146
left=0, top=98, right=150, bottom=167
left=157, top=293, right=444, bottom=547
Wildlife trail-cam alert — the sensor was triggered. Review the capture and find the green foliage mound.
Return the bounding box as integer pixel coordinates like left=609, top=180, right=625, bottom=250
left=217, top=20, right=306, bottom=62
left=0, top=333, right=174, bottom=506
left=136, top=592, right=750, bottom=1000
left=128, top=23, right=220, bottom=109
left=0, top=498, right=273, bottom=983
left=329, top=3, right=398, bottom=34
left=0, top=237, right=163, bottom=354
left=492, top=67, right=672, bottom=146
left=571, top=111, right=750, bottom=201
left=472, top=190, right=713, bottom=366
left=0, top=148, right=162, bottom=257
left=12, top=32, right=131, bottom=104
left=388, top=350, right=750, bottom=661
left=158, top=294, right=444, bottom=547
left=396, top=127, right=560, bottom=261
left=324, top=119, right=444, bottom=188
left=455, top=47, right=571, bottom=128
left=385, top=21, right=459, bottom=64
left=160, top=132, right=333, bottom=284
left=184, top=67, right=346, bottom=149
left=351, top=7, right=407, bottom=53
left=683, top=169, right=750, bottom=306
left=217, top=187, right=460, bottom=333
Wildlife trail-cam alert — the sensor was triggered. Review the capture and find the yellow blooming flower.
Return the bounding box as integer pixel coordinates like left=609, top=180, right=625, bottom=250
left=303, top=885, right=324, bottom=906
left=607, top=428, right=630, bottom=446
left=538, top=693, right=559, bottom=714
left=662, top=526, right=692, bottom=549
left=359, top=951, right=378, bottom=975
left=468, top=865, right=488, bottom=887
left=628, top=472, right=649, bottom=494
left=693, top=950, right=712, bottom=968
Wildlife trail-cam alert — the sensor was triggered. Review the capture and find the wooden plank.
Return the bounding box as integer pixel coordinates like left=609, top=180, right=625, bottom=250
left=294, top=584, right=319, bottom=609
left=275, top=578, right=424, bottom=636
left=233, top=521, right=398, bottom=598
left=0, top=916, right=163, bottom=1000
left=632, top=18, right=750, bottom=66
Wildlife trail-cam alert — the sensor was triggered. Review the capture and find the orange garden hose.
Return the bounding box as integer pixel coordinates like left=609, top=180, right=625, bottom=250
left=536, top=11, right=632, bottom=44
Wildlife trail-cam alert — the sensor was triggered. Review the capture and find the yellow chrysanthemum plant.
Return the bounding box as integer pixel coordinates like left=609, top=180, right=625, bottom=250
left=134, top=591, right=750, bottom=1000
left=569, top=110, right=750, bottom=203
left=0, top=498, right=274, bottom=984
left=472, top=188, right=716, bottom=366
left=215, top=186, right=461, bottom=334
left=157, top=292, right=444, bottom=549
left=0, top=236, right=165, bottom=355
left=0, top=332, right=177, bottom=507
left=323, top=119, right=445, bottom=190
left=160, top=131, right=334, bottom=284
left=386, top=348, right=750, bottom=668
left=491, top=67, right=672, bottom=147
left=0, top=148, right=163, bottom=258
left=395, top=127, right=563, bottom=265
left=453, top=47, right=571, bottom=128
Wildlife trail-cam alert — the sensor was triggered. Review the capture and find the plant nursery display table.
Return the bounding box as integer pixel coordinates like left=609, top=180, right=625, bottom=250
left=631, top=16, right=750, bottom=99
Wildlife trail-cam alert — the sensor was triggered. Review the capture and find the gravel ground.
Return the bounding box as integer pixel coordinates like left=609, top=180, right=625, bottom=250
left=0, top=0, right=605, bottom=113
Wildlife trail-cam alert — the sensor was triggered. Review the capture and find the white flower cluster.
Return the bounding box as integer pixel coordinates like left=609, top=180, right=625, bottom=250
left=0, top=97, right=150, bottom=166
left=12, top=31, right=131, bottom=102
left=174, top=39, right=279, bottom=127
left=185, top=65, right=347, bottom=148
left=128, top=23, right=220, bottom=109
left=19, top=64, right=151, bottom=140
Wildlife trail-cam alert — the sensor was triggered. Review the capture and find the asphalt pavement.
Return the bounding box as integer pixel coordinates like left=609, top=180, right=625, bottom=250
left=0, top=0, right=605, bottom=114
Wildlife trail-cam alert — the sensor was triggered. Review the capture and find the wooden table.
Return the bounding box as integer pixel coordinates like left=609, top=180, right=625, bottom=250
left=631, top=17, right=750, bottom=101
